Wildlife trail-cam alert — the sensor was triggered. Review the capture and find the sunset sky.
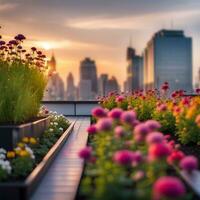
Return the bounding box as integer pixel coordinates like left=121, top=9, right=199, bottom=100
left=0, top=0, right=200, bottom=88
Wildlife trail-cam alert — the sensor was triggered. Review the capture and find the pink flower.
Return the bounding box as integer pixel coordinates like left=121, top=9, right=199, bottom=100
left=96, top=118, right=113, bottom=131
left=157, top=104, right=167, bottom=112
left=153, top=176, right=185, bottom=200
left=149, top=143, right=171, bottom=160
left=167, top=150, right=185, bottom=165
left=114, top=126, right=126, bottom=138
left=78, top=147, right=92, bottom=160
left=87, top=125, right=97, bottom=135
left=164, top=134, right=171, bottom=140
left=132, top=170, right=145, bottom=181
left=113, top=150, right=134, bottom=165
left=133, top=123, right=149, bottom=142
left=146, top=132, right=164, bottom=144
left=145, top=120, right=161, bottom=131
left=196, top=88, right=200, bottom=94
left=132, top=151, right=143, bottom=164
left=92, top=107, right=107, bottom=118
left=179, top=156, right=198, bottom=172
left=108, top=108, right=123, bottom=120
left=115, top=95, right=125, bottom=103
left=120, top=110, right=136, bottom=124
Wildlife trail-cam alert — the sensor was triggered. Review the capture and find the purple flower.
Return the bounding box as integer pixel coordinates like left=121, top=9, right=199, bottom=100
left=179, top=156, right=198, bottom=172
left=133, top=123, right=149, bottom=142
left=114, top=126, right=126, bottom=138
left=9, top=40, right=18, bottom=45
left=0, top=40, right=5, bottom=46
left=87, top=125, right=97, bottom=135
left=15, top=34, right=26, bottom=41
left=31, top=47, right=37, bottom=51
left=113, top=150, right=134, bottom=165
left=78, top=146, right=92, bottom=160
left=146, top=132, right=164, bottom=145
left=92, top=107, right=107, bottom=118
left=120, top=111, right=136, bottom=124
left=96, top=118, right=113, bottom=131
left=145, top=120, right=161, bottom=131
left=108, top=108, right=123, bottom=120
left=153, top=176, right=185, bottom=200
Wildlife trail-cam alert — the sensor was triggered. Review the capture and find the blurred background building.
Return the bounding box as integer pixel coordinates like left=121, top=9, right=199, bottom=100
left=143, top=29, right=193, bottom=93
left=66, top=73, right=76, bottom=101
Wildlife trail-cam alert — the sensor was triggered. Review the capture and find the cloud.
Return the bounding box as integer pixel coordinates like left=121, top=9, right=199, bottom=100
left=0, top=3, right=17, bottom=11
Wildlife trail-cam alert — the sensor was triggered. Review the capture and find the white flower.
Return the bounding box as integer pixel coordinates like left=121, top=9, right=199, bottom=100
left=0, top=154, right=6, bottom=160
left=0, top=148, right=6, bottom=154
left=54, top=122, right=58, bottom=126
left=25, top=146, right=35, bottom=160
left=0, top=160, right=12, bottom=174
left=49, top=128, right=54, bottom=132
left=59, top=127, right=64, bottom=132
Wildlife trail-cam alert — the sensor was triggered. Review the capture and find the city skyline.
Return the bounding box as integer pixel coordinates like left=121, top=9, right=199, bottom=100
left=0, top=0, right=200, bottom=86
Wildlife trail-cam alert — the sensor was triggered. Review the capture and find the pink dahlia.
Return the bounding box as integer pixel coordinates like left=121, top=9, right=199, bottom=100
left=87, top=125, right=97, bottom=135
left=167, top=150, right=185, bottom=165
left=145, top=120, right=161, bottom=131
left=92, top=107, right=107, bottom=118
left=78, top=146, right=92, bottom=160
left=120, top=110, right=136, bottom=124
left=96, top=118, right=113, bottom=131
left=179, top=156, right=198, bottom=172
left=149, top=143, right=171, bottom=160
left=153, top=176, right=185, bottom=200
left=114, top=126, right=126, bottom=138
left=113, top=150, right=134, bottom=165
left=146, top=132, right=164, bottom=145
left=108, top=108, right=123, bottom=120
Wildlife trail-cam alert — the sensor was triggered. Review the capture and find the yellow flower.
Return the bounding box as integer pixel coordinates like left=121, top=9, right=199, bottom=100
left=17, top=142, right=25, bottom=148
left=7, top=151, right=15, bottom=158
left=22, top=137, right=29, bottom=143
left=29, top=137, right=37, bottom=145
left=19, top=150, right=29, bottom=157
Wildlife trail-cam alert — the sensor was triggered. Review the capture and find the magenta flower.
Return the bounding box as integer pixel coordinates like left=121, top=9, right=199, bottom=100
left=146, top=132, right=164, bottom=145
left=120, top=110, right=136, bottom=124
left=134, top=123, right=149, bottom=136
left=179, top=156, right=198, bottom=172
left=153, top=176, right=185, bottom=200
left=149, top=143, right=171, bottom=160
left=145, top=120, right=161, bottom=131
left=114, top=126, right=126, bottom=138
left=96, top=118, right=113, bottom=131
left=78, top=146, right=92, bottom=160
left=87, top=125, right=97, bottom=135
left=108, top=108, right=123, bottom=120
left=132, top=151, right=143, bottom=164
left=115, top=95, right=125, bottom=103
left=167, top=150, right=185, bottom=165
left=113, top=150, right=134, bottom=165
left=15, top=34, right=26, bottom=41
left=92, top=107, right=107, bottom=118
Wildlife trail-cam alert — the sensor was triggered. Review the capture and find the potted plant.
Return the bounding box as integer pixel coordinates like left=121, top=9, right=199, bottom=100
left=0, top=28, right=49, bottom=150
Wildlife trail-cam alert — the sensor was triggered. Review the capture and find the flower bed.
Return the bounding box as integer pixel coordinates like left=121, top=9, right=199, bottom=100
left=0, top=111, right=72, bottom=200
left=78, top=83, right=200, bottom=200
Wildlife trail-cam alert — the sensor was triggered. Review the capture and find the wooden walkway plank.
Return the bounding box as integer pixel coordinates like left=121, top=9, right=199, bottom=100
left=31, top=117, right=90, bottom=200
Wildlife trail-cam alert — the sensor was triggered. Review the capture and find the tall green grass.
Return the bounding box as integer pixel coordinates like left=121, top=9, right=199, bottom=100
left=0, top=60, right=47, bottom=124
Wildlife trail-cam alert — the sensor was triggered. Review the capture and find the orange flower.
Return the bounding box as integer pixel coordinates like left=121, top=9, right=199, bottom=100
left=7, top=151, right=15, bottom=158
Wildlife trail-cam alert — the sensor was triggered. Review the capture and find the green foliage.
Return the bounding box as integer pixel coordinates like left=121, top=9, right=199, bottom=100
left=11, top=157, right=34, bottom=178
left=0, top=167, right=9, bottom=181
left=0, top=61, right=47, bottom=123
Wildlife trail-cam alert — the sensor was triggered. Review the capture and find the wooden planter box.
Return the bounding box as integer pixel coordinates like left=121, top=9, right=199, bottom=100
left=0, top=121, right=75, bottom=200
left=0, top=116, right=50, bottom=150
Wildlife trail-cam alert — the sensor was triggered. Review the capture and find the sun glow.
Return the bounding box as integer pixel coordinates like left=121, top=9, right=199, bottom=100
left=41, top=42, right=53, bottom=50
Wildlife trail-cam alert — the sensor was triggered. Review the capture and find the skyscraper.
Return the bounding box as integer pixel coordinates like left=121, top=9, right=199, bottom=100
left=105, top=76, right=119, bottom=95
left=143, top=29, right=193, bottom=93
left=98, top=74, right=108, bottom=96
left=66, top=73, right=76, bottom=101
left=44, top=53, right=65, bottom=101
left=79, top=57, right=98, bottom=99
left=125, top=47, right=143, bottom=92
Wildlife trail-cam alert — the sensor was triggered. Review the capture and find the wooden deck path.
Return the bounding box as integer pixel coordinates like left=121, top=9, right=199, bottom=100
left=31, top=117, right=90, bottom=200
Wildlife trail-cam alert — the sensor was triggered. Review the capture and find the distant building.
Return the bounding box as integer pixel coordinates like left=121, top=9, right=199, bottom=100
left=66, top=73, right=76, bottom=101
left=98, top=74, right=108, bottom=96
left=78, top=79, right=92, bottom=100
left=79, top=57, right=98, bottom=99
left=44, top=53, right=65, bottom=101
left=105, top=76, right=119, bottom=95
left=125, top=47, right=143, bottom=92
left=143, top=29, right=193, bottom=93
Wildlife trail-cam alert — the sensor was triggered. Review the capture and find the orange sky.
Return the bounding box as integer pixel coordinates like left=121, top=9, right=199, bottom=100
left=0, top=0, right=200, bottom=88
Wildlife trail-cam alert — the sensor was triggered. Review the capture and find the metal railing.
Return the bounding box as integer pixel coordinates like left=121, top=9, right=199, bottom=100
left=42, top=101, right=99, bottom=116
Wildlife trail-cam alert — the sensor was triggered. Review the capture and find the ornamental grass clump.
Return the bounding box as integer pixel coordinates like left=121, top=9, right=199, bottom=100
left=0, top=29, right=47, bottom=123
